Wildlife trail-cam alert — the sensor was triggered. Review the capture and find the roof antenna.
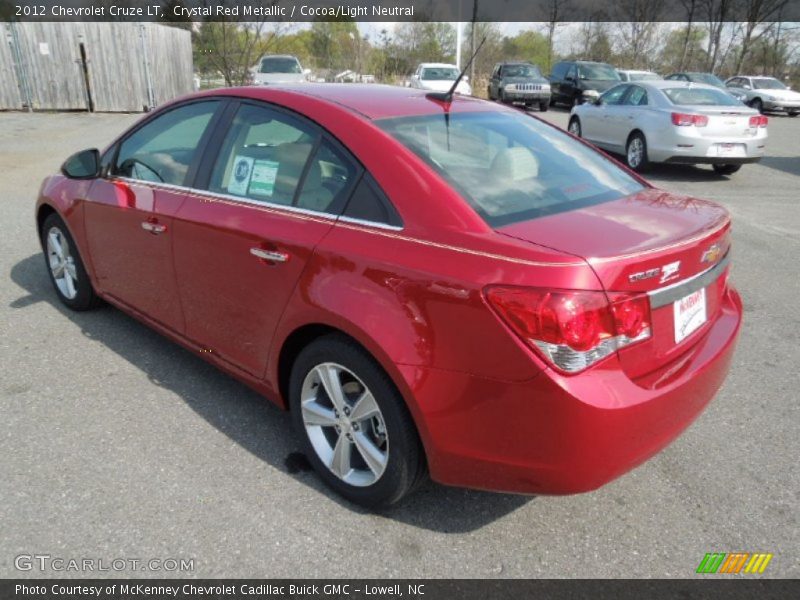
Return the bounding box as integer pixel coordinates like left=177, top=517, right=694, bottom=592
left=426, top=36, right=487, bottom=105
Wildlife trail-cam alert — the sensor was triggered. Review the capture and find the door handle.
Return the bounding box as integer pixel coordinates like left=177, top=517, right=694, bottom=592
left=141, top=221, right=166, bottom=234
left=250, top=247, right=289, bottom=263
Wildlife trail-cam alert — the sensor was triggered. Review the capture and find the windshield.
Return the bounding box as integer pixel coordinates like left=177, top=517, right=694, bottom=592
left=579, top=64, right=620, bottom=81
left=753, top=78, right=787, bottom=90
left=663, top=87, right=742, bottom=106
left=377, top=112, right=644, bottom=227
left=503, top=64, right=542, bottom=78
left=630, top=72, right=661, bottom=81
left=690, top=73, right=725, bottom=87
left=260, top=57, right=301, bottom=74
left=421, top=67, right=459, bottom=81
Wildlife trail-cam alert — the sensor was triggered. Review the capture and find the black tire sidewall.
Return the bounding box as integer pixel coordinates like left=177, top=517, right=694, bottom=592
left=539, top=100, right=549, bottom=111
left=713, top=164, right=741, bottom=175
left=568, top=117, right=581, bottom=137
left=40, top=213, right=97, bottom=311
left=289, top=335, right=424, bottom=507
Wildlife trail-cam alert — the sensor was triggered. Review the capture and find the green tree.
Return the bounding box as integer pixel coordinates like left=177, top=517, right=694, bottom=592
left=502, top=30, right=550, bottom=70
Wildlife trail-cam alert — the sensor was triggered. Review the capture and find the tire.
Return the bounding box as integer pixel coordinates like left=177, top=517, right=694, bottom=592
left=500, top=89, right=508, bottom=104
left=567, top=117, right=582, bottom=137
left=487, top=87, right=494, bottom=101
left=572, top=94, right=583, bottom=108
left=289, top=334, right=426, bottom=507
left=539, top=99, right=550, bottom=112
left=751, top=98, right=764, bottom=114
left=713, top=164, right=742, bottom=176
left=40, top=213, right=100, bottom=311
left=789, top=111, right=799, bottom=118
left=625, top=132, right=650, bottom=172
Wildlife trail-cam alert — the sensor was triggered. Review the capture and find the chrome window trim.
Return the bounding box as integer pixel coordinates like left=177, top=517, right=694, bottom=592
left=648, top=251, right=730, bottom=309
left=111, top=177, right=404, bottom=230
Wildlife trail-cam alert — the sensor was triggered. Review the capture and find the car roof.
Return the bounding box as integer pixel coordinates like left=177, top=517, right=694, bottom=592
left=735, top=75, right=777, bottom=79
left=259, top=55, right=299, bottom=60
left=197, top=84, right=498, bottom=120
left=419, top=62, right=458, bottom=68
left=618, top=69, right=656, bottom=74
left=638, top=80, right=720, bottom=91
left=498, top=61, right=534, bottom=65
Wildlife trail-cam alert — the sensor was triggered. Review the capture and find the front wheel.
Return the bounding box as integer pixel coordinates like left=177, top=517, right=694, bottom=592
left=289, top=334, right=426, bottom=507
left=626, top=132, right=650, bottom=172
left=751, top=98, right=764, bottom=114
left=539, top=99, right=550, bottom=112
left=788, top=111, right=799, bottom=118
left=567, top=117, right=582, bottom=137
left=40, top=213, right=100, bottom=311
left=713, top=164, right=742, bottom=176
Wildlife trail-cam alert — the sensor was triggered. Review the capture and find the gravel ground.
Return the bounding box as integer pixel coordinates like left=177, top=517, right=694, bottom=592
left=1, top=105, right=798, bottom=578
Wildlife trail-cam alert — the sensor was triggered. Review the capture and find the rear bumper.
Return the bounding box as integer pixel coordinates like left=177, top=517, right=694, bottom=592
left=401, top=285, right=742, bottom=495
left=665, top=156, right=762, bottom=165
left=649, top=130, right=767, bottom=164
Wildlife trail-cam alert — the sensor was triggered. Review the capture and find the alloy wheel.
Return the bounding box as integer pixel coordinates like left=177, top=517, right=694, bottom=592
left=568, top=119, right=581, bottom=137
left=627, top=138, right=644, bottom=169
left=301, top=363, right=389, bottom=487
left=46, top=226, right=78, bottom=300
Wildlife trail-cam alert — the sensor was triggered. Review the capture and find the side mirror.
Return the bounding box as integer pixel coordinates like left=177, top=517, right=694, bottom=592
left=565, top=76, right=575, bottom=83
left=463, top=75, right=469, bottom=82
left=61, top=149, right=100, bottom=179
left=743, top=84, right=751, bottom=90
left=303, top=68, right=311, bottom=75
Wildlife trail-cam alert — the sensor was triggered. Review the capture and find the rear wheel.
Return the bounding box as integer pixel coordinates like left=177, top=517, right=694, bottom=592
left=40, top=213, right=100, bottom=311
left=789, top=111, right=799, bottom=118
left=567, top=117, right=582, bottom=137
left=626, top=132, right=650, bottom=172
left=713, top=164, right=742, bottom=176
left=751, top=98, right=764, bottom=114
left=289, top=334, right=426, bottom=507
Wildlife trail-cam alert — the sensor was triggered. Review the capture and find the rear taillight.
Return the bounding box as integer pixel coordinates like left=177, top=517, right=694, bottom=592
left=749, top=115, right=768, bottom=127
left=485, top=287, right=652, bottom=374
left=671, top=112, right=708, bottom=127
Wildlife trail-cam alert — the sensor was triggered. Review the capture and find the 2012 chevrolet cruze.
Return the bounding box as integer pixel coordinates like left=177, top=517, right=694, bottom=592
left=36, top=85, right=742, bottom=506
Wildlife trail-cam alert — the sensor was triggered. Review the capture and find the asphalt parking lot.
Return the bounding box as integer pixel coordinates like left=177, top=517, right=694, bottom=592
left=1, top=105, right=798, bottom=579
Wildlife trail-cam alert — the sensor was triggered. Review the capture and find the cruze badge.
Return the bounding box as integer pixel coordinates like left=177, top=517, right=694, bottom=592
left=701, top=244, right=722, bottom=264
left=628, top=261, right=682, bottom=284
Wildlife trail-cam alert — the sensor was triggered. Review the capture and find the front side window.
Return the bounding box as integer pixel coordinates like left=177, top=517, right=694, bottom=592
left=600, top=85, right=630, bottom=105
left=114, top=101, right=220, bottom=186
left=378, top=111, right=643, bottom=227
left=693, top=73, right=725, bottom=87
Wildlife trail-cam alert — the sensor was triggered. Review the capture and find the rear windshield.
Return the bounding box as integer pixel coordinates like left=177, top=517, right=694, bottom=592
left=690, top=73, right=725, bottom=87
left=260, top=57, right=301, bottom=74
left=630, top=72, right=661, bottom=81
left=664, top=87, right=741, bottom=106
left=422, top=67, right=459, bottom=81
left=377, top=111, right=644, bottom=227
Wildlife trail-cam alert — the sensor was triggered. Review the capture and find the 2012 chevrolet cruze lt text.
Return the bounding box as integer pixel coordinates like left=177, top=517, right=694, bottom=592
left=36, top=85, right=742, bottom=506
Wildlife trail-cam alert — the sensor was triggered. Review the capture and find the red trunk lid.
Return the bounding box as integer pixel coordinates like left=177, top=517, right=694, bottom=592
left=498, top=188, right=732, bottom=384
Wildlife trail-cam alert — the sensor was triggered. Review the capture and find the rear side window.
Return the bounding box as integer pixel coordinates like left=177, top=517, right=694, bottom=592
left=207, top=104, right=318, bottom=206
left=343, top=174, right=402, bottom=227
left=378, top=111, right=643, bottom=227
left=551, top=63, right=567, bottom=79
left=295, top=139, right=359, bottom=214
left=625, top=86, right=648, bottom=106
left=114, top=101, right=220, bottom=186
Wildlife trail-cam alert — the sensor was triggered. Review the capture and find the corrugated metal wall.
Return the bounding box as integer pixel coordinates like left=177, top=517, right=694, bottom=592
left=0, top=22, right=193, bottom=112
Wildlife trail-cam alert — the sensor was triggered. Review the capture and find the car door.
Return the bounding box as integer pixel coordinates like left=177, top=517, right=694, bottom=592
left=562, top=64, right=578, bottom=102
left=83, top=100, right=224, bottom=332
left=582, top=84, right=629, bottom=146
left=489, top=64, right=501, bottom=98
left=171, top=101, right=360, bottom=377
left=606, top=84, right=647, bottom=150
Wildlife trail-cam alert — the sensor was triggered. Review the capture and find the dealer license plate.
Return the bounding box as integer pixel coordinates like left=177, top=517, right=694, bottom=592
left=674, top=288, right=707, bottom=344
left=716, top=143, right=745, bottom=157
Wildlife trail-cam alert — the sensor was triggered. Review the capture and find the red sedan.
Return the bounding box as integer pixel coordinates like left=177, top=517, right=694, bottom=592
left=36, top=85, right=742, bottom=506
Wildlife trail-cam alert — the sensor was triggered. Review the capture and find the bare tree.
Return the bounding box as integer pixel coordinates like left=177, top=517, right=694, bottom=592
left=733, top=0, right=790, bottom=74
left=701, top=0, right=736, bottom=72
left=677, top=0, right=700, bottom=71
left=612, top=0, right=665, bottom=69
left=541, top=0, right=573, bottom=72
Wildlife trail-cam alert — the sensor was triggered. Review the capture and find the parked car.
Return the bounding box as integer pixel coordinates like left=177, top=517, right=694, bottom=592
left=550, top=60, right=621, bottom=107
left=568, top=81, right=767, bottom=174
left=617, top=69, right=661, bottom=82
left=407, top=63, right=471, bottom=95
left=665, top=72, right=748, bottom=103
left=251, top=54, right=310, bottom=85
left=38, top=85, right=741, bottom=507
left=725, top=75, right=800, bottom=116
left=487, top=61, right=551, bottom=111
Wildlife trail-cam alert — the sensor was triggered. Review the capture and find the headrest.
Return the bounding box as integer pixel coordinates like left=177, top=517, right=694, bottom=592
left=491, top=146, right=539, bottom=181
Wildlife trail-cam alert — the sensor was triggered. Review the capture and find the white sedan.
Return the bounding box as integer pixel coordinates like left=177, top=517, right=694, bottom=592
left=567, top=81, right=767, bottom=175
left=407, top=63, right=472, bottom=96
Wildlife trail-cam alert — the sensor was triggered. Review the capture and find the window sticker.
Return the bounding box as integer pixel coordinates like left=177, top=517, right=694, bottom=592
left=248, top=159, right=280, bottom=197
left=228, top=155, right=254, bottom=196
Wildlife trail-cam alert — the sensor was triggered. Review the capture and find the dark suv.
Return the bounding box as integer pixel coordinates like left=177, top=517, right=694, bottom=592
left=550, top=60, right=621, bottom=107
left=488, top=62, right=551, bottom=111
